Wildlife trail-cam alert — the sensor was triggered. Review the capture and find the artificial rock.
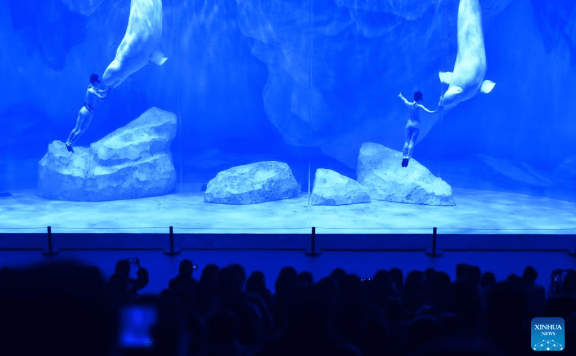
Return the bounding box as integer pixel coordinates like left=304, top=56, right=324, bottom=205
left=204, top=161, right=299, bottom=204
left=311, top=168, right=370, bottom=206
left=357, top=142, right=454, bottom=206
left=37, top=107, right=177, bottom=201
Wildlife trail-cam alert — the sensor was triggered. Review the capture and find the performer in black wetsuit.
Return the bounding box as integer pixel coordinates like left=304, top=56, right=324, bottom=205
left=65, top=74, right=110, bottom=152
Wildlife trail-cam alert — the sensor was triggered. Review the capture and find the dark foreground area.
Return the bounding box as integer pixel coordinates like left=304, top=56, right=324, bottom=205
left=0, top=257, right=574, bottom=356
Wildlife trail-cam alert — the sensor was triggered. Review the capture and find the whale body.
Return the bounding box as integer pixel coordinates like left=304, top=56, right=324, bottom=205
left=439, top=0, right=495, bottom=109
left=103, top=0, right=167, bottom=88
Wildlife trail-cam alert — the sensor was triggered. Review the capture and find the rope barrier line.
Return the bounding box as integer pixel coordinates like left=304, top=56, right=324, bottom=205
left=438, top=228, right=576, bottom=231
left=0, top=227, right=310, bottom=231
left=0, top=227, right=166, bottom=231
left=0, top=227, right=49, bottom=230
left=315, top=227, right=431, bottom=230
left=316, top=227, right=576, bottom=231
left=1, top=226, right=574, bottom=232
left=175, top=227, right=309, bottom=230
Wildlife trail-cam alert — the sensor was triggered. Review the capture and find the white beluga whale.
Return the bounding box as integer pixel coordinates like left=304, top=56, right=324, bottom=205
left=103, top=0, right=167, bottom=88
left=439, top=0, right=495, bottom=109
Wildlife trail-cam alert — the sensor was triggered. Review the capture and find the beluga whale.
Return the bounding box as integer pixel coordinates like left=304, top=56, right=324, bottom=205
left=439, top=0, right=495, bottom=110
left=103, top=0, right=167, bottom=89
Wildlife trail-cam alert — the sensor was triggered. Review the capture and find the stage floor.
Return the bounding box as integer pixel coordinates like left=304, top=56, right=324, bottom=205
left=1, top=186, right=575, bottom=234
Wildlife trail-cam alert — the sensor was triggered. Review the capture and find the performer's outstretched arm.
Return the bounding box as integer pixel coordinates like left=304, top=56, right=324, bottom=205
left=417, top=104, right=442, bottom=116
left=398, top=92, right=411, bottom=107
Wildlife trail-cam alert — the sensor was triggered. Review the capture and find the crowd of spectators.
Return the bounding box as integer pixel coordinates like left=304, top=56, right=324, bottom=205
left=0, top=259, right=575, bottom=356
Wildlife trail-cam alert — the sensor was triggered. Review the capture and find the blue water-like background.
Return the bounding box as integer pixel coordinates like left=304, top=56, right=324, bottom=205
left=1, top=0, right=576, bottom=203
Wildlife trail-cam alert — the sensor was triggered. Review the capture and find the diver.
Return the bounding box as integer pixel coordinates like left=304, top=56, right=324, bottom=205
left=65, top=74, right=110, bottom=152
left=397, top=91, right=441, bottom=167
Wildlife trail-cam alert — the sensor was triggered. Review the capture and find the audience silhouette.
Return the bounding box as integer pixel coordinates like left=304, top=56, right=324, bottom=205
left=0, top=260, right=574, bottom=356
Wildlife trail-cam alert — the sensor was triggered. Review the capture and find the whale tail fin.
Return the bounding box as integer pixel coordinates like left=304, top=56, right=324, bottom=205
left=480, top=80, right=496, bottom=94
left=439, top=71, right=453, bottom=84
left=149, top=50, right=168, bottom=66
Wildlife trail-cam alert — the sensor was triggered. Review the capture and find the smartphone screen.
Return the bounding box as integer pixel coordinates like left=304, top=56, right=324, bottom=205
left=119, top=305, right=157, bottom=349
left=127, top=258, right=139, bottom=280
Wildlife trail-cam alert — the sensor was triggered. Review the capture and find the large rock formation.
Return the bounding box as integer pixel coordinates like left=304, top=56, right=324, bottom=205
left=37, top=107, right=177, bottom=201
left=311, top=168, right=370, bottom=206
left=204, top=161, right=299, bottom=204
left=357, top=142, right=454, bottom=206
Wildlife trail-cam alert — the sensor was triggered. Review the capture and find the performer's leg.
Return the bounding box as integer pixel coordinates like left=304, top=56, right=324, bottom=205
left=402, top=126, right=411, bottom=159
left=67, top=107, right=93, bottom=147
left=65, top=110, right=83, bottom=147
left=405, top=128, right=420, bottom=165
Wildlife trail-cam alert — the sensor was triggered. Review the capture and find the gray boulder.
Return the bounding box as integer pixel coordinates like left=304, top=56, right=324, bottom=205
left=37, top=107, right=177, bottom=201
left=312, top=169, right=370, bottom=206
left=357, top=142, right=454, bottom=206
left=205, top=161, right=299, bottom=204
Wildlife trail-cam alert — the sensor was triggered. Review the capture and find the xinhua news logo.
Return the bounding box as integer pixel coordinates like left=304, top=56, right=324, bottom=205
left=532, top=317, right=565, bottom=351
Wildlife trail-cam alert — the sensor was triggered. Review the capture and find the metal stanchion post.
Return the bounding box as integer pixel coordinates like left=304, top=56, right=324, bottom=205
left=305, top=226, right=322, bottom=256
left=42, top=226, right=59, bottom=256
left=164, top=226, right=181, bottom=255
left=426, top=227, right=443, bottom=257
